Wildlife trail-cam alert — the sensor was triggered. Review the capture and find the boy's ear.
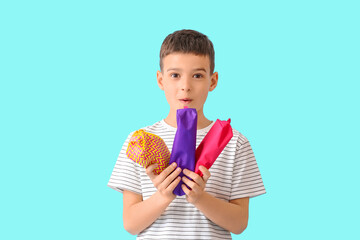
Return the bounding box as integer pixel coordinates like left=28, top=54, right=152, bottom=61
left=209, top=72, right=218, bottom=92
left=157, top=70, right=164, bottom=90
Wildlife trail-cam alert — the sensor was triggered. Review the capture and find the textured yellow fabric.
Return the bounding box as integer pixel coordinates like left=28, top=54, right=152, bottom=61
left=126, top=129, right=170, bottom=174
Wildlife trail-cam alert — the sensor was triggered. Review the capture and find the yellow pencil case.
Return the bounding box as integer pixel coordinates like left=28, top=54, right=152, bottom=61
left=126, top=129, right=170, bottom=174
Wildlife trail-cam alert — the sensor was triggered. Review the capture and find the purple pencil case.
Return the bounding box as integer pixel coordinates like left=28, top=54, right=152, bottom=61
left=169, top=107, right=197, bottom=196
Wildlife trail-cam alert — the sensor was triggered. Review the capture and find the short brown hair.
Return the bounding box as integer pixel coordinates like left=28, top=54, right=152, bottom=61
left=159, top=29, right=215, bottom=74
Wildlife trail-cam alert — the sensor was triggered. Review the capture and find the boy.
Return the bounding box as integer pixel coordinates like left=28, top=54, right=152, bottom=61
left=108, top=29, right=266, bottom=239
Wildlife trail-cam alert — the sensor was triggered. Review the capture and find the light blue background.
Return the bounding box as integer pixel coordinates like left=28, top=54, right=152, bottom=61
left=1, top=0, right=359, bottom=239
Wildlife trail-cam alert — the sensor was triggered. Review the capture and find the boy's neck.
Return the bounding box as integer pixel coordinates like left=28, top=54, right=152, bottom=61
left=164, top=109, right=212, bottom=130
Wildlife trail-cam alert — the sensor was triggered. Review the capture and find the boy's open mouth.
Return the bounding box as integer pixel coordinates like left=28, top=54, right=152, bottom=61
left=179, top=98, right=192, bottom=104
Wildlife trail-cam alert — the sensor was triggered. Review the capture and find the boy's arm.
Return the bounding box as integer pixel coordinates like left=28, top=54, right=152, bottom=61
left=181, top=166, right=249, bottom=234
left=122, top=163, right=181, bottom=235
left=193, top=193, right=249, bottom=234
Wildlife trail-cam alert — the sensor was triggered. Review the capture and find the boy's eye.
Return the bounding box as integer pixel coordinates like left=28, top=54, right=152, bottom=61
left=193, top=74, right=203, bottom=78
left=170, top=73, right=180, bottom=78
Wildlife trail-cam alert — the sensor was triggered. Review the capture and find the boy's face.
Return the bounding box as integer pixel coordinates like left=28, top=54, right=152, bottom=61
left=157, top=53, right=218, bottom=113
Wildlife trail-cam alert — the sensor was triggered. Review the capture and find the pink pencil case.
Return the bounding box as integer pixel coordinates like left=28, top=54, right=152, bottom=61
left=194, top=119, right=233, bottom=176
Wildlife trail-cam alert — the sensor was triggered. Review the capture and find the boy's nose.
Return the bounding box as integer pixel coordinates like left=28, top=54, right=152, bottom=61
left=181, top=86, right=191, bottom=91
left=181, top=78, right=191, bottom=92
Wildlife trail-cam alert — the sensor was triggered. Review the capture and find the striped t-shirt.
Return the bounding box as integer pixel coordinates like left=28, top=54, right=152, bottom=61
left=108, top=119, right=266, bottom=240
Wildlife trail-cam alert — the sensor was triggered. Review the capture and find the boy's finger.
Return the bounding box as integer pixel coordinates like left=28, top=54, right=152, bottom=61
left=182, top=176, right=197, bottom=190
left=162, top=167, right=182, bottom=189
left=167, top=176, right=181, bottom=192
left=181, top=184, right=191, bottom=196
left=145, top=163, right=158, bottom=179
left=158, top=162, right=177, bottom=182
left=199, top=166, right=211, bottom=182
left=183, top=169, right=203, bottom=186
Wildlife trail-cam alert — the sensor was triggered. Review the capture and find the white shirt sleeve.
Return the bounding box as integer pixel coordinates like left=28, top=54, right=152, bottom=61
left=107, top=131, right=142, bottom=195
left=230, top=135, right=266, bottom=200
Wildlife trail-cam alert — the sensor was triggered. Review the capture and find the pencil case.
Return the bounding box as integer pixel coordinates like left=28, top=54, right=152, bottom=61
left=169, top=107, right=197, bottom=196
left=126, top=129, right=170, bottom=174
left=195, top=119, right=233, bottom=177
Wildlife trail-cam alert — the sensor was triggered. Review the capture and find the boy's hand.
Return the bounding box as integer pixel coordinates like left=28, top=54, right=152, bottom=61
left=181, top=166, right=211, bottom=204
left=146, top=162, right=182, bottom=203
